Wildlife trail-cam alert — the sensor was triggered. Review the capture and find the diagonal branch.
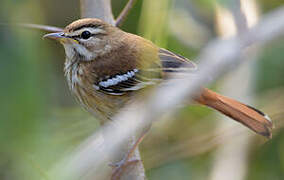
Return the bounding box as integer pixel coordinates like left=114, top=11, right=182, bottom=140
left=115, top=0, right=138, bottom=27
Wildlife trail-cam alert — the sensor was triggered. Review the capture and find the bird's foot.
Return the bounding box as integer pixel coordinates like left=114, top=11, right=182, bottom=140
left=110, top=158, right=141, bottom=180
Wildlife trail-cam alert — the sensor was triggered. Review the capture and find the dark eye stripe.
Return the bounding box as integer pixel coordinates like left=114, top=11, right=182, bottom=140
left=66, top=34, right=90, bottom=39
left=66, top=33, right=103, bottom=39
left=66, top=35, right=80, bottom=39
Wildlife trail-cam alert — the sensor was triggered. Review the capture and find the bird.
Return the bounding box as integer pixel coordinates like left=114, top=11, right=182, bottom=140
left=43, top=18, right=272, bottom=175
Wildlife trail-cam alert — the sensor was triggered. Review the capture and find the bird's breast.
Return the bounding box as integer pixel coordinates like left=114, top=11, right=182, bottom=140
left=64, top=60, right=131, bottom=123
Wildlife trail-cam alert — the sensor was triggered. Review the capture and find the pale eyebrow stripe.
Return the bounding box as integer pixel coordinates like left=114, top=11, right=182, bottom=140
left=73, top=24, right=101, bottom=31
left=66, top=28, right=106, bottom=39
left=66, top=27, right=106, bottom=39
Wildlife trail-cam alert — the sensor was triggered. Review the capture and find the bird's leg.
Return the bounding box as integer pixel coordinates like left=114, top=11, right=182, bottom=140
left=110, top=127, right=150, bottom=180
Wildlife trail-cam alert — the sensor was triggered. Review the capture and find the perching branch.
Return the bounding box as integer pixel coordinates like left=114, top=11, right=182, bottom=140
left=52, top=5, right=284, bottom=180
left=115, top=0, right=138, bottom=27
left=79, top=1, right=145, bottom=180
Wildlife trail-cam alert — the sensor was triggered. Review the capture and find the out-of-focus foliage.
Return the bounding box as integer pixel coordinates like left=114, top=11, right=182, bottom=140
left=0, top=0, right=283, bottom=180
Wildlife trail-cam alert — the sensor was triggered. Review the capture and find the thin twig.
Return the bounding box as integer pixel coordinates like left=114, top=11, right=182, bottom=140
left=0, top=23, right=63, bottom=32
left=115, top=0, right=138, bottom=27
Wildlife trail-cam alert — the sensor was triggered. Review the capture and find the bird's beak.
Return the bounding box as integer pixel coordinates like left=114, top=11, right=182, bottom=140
left=43, top=32, right=79, bottom=44
left=43, top=32, right=67, bottom=41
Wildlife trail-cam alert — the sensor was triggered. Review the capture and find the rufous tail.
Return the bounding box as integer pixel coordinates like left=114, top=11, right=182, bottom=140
left=195, top=88, right=273, bottom=138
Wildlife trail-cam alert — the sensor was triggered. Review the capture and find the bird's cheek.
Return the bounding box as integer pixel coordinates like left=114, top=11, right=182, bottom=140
left=88, top=41, right=109, bottom=53
left=87, top=38, right=104, bottom=49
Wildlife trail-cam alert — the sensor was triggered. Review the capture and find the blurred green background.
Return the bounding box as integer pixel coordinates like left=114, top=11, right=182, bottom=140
left=0, top=0, right=283, bottom=179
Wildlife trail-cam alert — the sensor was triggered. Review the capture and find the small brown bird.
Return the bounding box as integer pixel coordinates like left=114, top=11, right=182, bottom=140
left=44, top=18, right=272, bottom=171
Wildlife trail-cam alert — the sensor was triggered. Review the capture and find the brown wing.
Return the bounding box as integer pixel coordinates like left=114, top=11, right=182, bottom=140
left=95, top=48, right=196, bottom=95
left=158, top=48, right=197, bottom=73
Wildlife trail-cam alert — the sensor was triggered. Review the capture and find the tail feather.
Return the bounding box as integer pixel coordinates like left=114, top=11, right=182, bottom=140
left=195, top=88, right=273, bottom=138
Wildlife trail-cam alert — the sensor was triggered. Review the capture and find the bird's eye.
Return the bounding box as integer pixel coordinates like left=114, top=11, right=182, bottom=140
left=81, top=31, right=92, bottom=39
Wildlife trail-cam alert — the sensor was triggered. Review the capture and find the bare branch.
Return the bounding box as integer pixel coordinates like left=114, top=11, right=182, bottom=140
left=79, top=0, right=144, bottom=179
left=80, top=0, right=115, bottom=25
left=115, top=0, right=138, bottom=27
left=0, top=23, right=63, bottom=32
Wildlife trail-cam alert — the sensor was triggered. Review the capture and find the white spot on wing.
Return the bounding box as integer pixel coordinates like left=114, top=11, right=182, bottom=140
left=98, top=69, right=139, bottom=88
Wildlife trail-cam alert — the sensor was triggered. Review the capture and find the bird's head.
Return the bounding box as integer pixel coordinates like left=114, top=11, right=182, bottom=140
left=44, top=18, right=123, bottom=61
